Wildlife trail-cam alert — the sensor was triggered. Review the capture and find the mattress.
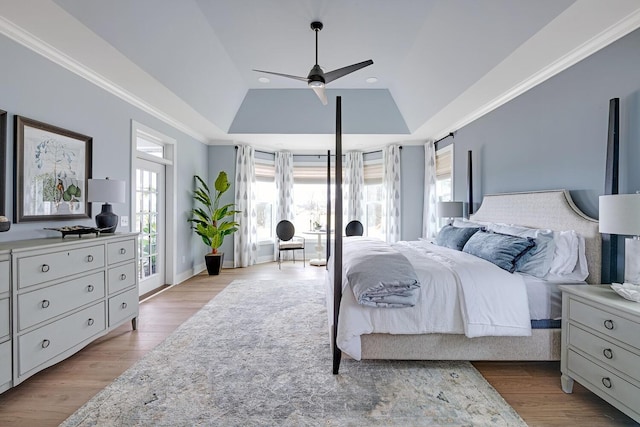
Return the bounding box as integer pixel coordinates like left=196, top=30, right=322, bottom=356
left=520, top=274, right=587, bottom=321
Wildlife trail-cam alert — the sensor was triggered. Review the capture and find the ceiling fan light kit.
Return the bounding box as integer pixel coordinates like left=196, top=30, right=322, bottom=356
left=253, top=21, right=373, bottom=105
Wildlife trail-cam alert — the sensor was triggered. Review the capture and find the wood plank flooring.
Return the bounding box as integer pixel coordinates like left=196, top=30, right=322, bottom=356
left=0, top=262, right=636, bottom=426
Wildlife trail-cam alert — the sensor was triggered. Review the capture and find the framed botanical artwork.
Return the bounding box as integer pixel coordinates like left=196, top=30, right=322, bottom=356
left=0, top=109, right=6, bottom=216
left=14, top=116, right=92, bottom=222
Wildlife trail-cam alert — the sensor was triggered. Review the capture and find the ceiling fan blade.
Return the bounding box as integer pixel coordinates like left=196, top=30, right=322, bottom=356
left=311, top=86, right=328, bottom=105
left=252, top=69, right=309, bottom=82
left=324, top=60, right=373, bottom=84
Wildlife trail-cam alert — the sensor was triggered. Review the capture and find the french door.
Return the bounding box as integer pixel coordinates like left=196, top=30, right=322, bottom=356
left=136, top=158, right=166, bottom=295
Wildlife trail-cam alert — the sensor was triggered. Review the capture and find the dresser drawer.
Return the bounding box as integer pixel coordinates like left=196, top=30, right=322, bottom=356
left=569, top=299, right=640, bottom=350
left=569, top=324, right=640, bottom=381
left=568, top=350, right=640, bottom=415
left=108, top=262, right=136, bottom=294
left=0, top=298, right=9, bottom=339
left=17, top=272, right=105, bottom=331
left=108, top=287, right=138, bottom=327
left=17, top=302, right=106, bottom=376
left=0, top=340, right=10, bottom=387
left=17, top=245, right=105, bottom=289
left=107, top=239, right=135, bottom=264
left=0, top=260, right=9, bottom=294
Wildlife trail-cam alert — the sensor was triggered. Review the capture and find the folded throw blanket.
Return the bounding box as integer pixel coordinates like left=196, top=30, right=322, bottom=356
left=344, top=238, right=421, bottom=308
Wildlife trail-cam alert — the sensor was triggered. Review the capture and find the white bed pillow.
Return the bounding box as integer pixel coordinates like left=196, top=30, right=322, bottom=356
left=544, top=234, right=588, bottom=282
left=452, top=218, right=489, bottom=229
left=547, top=230, right=580, bottom=276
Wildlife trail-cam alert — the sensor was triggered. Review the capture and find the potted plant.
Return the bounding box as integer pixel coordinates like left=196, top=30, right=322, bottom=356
left=189, top=171, right=240, bottom=275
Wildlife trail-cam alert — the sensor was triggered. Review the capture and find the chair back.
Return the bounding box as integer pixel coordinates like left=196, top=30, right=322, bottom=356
left=276, top=220, right=295, bottom=241
left=345, top=220, right=364, bottom=236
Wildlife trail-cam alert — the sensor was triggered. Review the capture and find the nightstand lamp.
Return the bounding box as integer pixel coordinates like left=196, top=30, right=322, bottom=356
left=437, top=201, right=463, bottom=225
left=599, top=193, right=640, bottom=284
left=88, top=177, right=126, bottom=233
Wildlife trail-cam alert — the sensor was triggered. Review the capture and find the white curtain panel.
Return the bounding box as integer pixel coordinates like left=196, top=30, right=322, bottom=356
left=233, top=145, right=257, bottom=268
left=344, top=152, right=365, bottom=225
left=383, top=145, right=402, bottom=243
left=274, top=151, right=295, bottom=261
left=423, top=140, right=438, bottom=238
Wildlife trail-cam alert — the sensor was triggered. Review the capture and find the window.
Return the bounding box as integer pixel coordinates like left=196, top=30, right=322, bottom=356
left=364, top=160, right=383, bottom=239
left=255, top=161, right=275, bottom=241
left=292, top=162, right=332, bottom=233
left=435, top=144, right=453, bottom=228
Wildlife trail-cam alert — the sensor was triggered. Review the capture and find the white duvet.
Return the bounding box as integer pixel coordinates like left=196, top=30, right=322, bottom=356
left=330, top=239, right=532, bottom=360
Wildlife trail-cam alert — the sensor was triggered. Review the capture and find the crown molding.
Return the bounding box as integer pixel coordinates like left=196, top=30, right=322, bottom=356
left=0, top=15, right=210, bottom=143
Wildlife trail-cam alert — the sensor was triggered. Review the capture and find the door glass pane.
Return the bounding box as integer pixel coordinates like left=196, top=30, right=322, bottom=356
left=136, top=167, right=160, bottom=282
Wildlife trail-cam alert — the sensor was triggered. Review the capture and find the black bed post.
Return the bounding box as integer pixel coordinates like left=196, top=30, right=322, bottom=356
left=332, top=96, right=343, bottom=375
left=602, top=97, right=620, bottom=284
left=327, top=150, right=331, bottom=265
left=467, top=150, right=473, bottom=216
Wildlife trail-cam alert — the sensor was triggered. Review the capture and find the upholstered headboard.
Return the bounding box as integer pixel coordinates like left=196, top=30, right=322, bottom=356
left=470, top=190, right=601, bottom=284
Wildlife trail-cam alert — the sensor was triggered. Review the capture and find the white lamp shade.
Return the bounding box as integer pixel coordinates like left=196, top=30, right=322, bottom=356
left=599, top=194, right=640, bottom=236
left=87, top=178, right=126, bottom=204
left=437, top=201, right=463, bottom=218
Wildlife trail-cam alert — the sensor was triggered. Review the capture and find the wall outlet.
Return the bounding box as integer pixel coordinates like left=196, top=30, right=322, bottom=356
left=120, top=216, right=129, bottom=227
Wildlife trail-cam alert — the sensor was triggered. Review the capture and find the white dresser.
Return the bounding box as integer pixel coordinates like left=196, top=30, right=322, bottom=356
left=560, top=285, right=640, bottom=423
left=0, top=250, right=11, bottom=393
left=0, top=233, right=138, bottom=390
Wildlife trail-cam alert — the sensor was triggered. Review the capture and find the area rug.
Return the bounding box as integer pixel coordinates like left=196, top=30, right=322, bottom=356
left=61, top=279, right=527, bottom=427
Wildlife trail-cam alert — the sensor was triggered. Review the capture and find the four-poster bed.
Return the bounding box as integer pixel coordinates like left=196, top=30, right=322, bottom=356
left=328, top=98, right=602, bottom=375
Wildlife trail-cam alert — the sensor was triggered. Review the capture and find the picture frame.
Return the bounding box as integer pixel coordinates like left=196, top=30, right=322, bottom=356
left=14, top=116, right=92, bottom=222
left=0, top=109, right=6, bottom=217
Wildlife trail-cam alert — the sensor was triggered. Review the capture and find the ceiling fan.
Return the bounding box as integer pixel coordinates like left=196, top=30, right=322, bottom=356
left=253, top=21, right=373, bottom=105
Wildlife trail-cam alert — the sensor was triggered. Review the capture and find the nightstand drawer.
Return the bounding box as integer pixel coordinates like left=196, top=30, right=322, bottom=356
left=17, top=245, right=105, bottom=288
left=107, top=239, right=135, bottom=264
left=0, top=340, right=10, bottom=386
left=569, top=324, right=640, bottom=380
left=17, top=302, right=106, bottom=376
left=0, top=298, right=9, bottom=339
left=568, top=350, right=640, bottom=414
left=17, top=272, right=105, bottom=331
left=0, top=260, right=9, bottom=294
left=569, top=299, right=640, bottom=350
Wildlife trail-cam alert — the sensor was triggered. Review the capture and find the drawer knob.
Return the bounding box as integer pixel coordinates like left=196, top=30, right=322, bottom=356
left=41, top=300, right=50, bottom=309
left=87, top=318, right=95, bottom=326
left=120, top=273, right=127, bottom=281
left=87, top=255, right=94, bottom=262
left=41, top=339, right=50, bottom=349
left=120, top=248, right=127, bottom=255
left=603, top=348, right=613, bottom=359
left=41, top=264, right=50, bottom=273
left=87, top=284, right=94, bottom=292
left=121, top=302, right=128, bottom=309
left=602, top=377, right=612, bottom=389
left=603, top=319, right=614, bottom=330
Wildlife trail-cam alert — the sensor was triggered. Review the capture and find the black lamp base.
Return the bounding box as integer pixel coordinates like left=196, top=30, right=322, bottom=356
left=95, top=203, right=119, bottom=233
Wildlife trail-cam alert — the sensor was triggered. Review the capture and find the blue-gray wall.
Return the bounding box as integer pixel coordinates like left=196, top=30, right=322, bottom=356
left=0, top=34, right=208, bottom=280
left=450, top=27, right=640, bottom=281
left=400, top=145, right=424, bottom=241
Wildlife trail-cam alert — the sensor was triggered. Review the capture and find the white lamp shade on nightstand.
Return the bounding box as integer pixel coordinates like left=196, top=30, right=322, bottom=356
left=599, top=194, right=640, bottom=284
left=437, top=201, right=463, bottom=219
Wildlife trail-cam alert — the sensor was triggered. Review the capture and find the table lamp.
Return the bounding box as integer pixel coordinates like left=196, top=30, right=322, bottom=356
left=599, top=194, right=640, bottom=284
left=88, top=177, right=126, bottom=233
left=437, top=201, right=463, bottom=225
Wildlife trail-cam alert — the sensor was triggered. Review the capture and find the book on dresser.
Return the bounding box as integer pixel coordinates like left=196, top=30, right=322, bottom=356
left=0, top=232, right=139, bottom=393
left=560, top=284, right=640, bottom=423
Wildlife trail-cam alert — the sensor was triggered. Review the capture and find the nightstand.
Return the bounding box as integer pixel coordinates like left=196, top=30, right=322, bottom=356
left=560, top=285, right=640, bottom=423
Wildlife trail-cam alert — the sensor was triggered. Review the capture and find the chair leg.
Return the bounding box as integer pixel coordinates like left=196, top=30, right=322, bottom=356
left=303, top=247, right=305, bottom=267
left=278, top=249, right=281, bottom=270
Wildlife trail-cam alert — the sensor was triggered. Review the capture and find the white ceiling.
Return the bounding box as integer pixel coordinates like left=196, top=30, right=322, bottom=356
left=2, top=0, right=640, bottom=153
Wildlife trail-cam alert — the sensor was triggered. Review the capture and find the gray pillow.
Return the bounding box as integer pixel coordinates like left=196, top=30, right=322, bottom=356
left=462, top=231, right=535, bottom=273
left=435, top=225, right=481, bottom=251
left=515, top=233, right=556, bottom=278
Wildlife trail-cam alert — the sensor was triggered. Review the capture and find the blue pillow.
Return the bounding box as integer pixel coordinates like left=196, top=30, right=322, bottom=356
left=435, top=225, right=481, bottom=251
left=515, top=233, right=556, bottom=278
left=462, top=231, right=535, bottom=273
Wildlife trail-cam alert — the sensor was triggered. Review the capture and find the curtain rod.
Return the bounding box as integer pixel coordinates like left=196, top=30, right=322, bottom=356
left=435, top=132, right=455, bottom=144
left=235, top=145, right=402, bottom=157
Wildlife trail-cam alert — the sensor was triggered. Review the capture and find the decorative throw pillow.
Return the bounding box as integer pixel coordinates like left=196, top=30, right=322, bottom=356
left=515, top=233, right=556, bottom=278
left=462, top=230, right=535, bottom=273
left=435, top=225, right=481, bottom=251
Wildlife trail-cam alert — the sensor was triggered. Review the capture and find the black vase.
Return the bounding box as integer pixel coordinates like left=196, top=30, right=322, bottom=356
left=205, top=253, right=224, bottom=275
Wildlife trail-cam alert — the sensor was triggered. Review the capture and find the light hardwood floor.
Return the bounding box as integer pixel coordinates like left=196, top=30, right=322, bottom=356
left=0, top=262, right=636, bottom=426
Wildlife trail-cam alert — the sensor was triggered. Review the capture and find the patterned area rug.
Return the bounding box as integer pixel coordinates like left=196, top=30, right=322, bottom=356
left=61, top=279, right=527, bottom=426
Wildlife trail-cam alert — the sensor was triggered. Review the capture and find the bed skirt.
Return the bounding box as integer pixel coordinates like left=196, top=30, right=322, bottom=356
left=354, top=329, right=561, bottom=361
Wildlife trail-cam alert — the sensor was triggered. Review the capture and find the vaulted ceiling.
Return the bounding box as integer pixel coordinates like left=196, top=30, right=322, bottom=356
left=2, top=0, right=640, bottom=152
